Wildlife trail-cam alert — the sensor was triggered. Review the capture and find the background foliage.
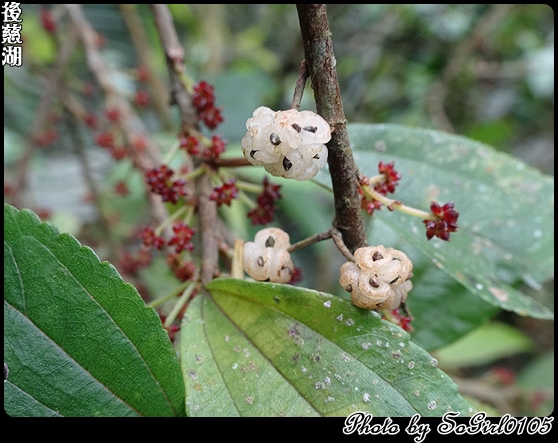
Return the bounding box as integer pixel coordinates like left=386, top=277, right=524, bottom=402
left=4, top=4, right=554, bottom=417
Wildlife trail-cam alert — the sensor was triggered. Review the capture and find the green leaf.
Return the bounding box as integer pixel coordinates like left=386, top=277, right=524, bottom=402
left=516, top=350, right=554, bottom=390
left=324, top=123, right=553, bottom=319
left=187, top=278, right=477, bottom=417
left=3, top=203, right=185, bottom=417
left=433, top=322, right=535, bottom=369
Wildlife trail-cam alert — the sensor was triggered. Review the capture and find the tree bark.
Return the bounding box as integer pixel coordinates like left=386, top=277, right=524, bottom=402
left=296, top=4, right=367, bottom=253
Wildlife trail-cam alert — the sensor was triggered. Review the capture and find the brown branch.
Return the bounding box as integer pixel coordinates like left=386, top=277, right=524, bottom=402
left=12, top=23, right=78, bottom=208
left=287, top=228, right=334, bottom=253
left=197, top=173, right=220, bottom=285
left=290, top=59, right=309, bottom=110
left=150, top=4, right=198, bottom=133
left=117, top=4, right=174, bottom=131
left=287, top=227, right=354, bottom=261
left=296, top=4, right=367, bottom=253
left=62, top=93, right=120, bottom=258
left=150, top=4, right=219, bottom=286
left=209, top=156, right=251, bottom=169
left=64, top=4, right=170, bottom=234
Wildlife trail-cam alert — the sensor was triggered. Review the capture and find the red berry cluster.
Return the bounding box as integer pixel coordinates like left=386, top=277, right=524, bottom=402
left=179, top=134, right=200, bottom=156
left=210, top=179, right=239, bottom=206
left=375, top=161, right=401, bottom=194
left=491, top=366, right=516, bottom=385
left=192, top=80, right=224, bottom=130
left=387, top=308, right=413, bottom=332
left=40, top=8, right=56, bottom=34
left=131, top=135, right=148, bottom=153
left=137, top=226, right=166, bottom=250
left=247, top=176, right=282, bottom=225
left=145, top=165, right=187, bottom=204
left=105, top=107, right=120, bottom=122
left=166, top=323, right=181, bottom=343
left=358, top=187, right=382, bottom=215
left=33, top=128, right=58, bottom=147
left=94, top=131, right=128, bottom=160
left=95, top=131, right=114, bottom=149
left=36, top=208, right=53, bottom=220
left=423, top=201, right=459, bottom=241
left=166, top=253, right=197, bottom=282
left=203, top=135, right=227, bottom=161
left=136, top=65, right=149, bottom=83
left=288, top=266, right=303, bottom=285
left=359, top=161, right=401, bottom=215
left=114, top=181, right=129, bottom=196
left=134, top=89, right=150, bottom=108
left=117, top=249, right=152, bottom=277
left=158, top=313, right=182, bottom=343
left=84, top=111, right=98, bottom=129
left=168, top=222, right=196, bottom=253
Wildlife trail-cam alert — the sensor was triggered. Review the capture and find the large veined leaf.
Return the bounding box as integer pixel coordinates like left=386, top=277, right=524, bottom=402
left=4, top=203, right=185, bottom=417
left=183, top=278, right=477, bottom=417
left=433, top=321, right=535, bottom=369
left=316, top=123, right=553, bottom=319
left=230, top=165, right=500, bottom=351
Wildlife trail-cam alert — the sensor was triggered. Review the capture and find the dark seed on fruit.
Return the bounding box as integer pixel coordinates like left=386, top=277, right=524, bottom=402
left=372, top=251, right=383, bottom=261
left=283, top=157, right=292, bottom=171
left=303, top=125, right=317, bottom=133
left=270, top=133, right=281, bottom=145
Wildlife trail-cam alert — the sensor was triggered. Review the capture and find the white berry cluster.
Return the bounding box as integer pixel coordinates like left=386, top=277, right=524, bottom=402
left=241, top=106, right=331, bottom=180
left=339, top=245, right=413, bottom=310
left=243, top=228, right=294, bottom=283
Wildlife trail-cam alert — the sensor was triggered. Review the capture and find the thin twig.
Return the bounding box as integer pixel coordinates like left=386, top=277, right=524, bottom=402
left=287, top=227, right=354, bottom=262
left=62, top=93, right=119, bottom=257
left=150, top=4, right=198, bottom=132
left=287, top=228, right=334, bottom=253
left=64, top=4, right=170, bottom=236
left=290, top=59, right=309, bottom=110
left=209, top=156, right=251, bottom=169
left=12, top=22, right=78, bottom=208
left=118, top=4, right=174, bottom=131
left=197, top=173, right=220, bottom=285
left=331, top=228, right=355, bottom=261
